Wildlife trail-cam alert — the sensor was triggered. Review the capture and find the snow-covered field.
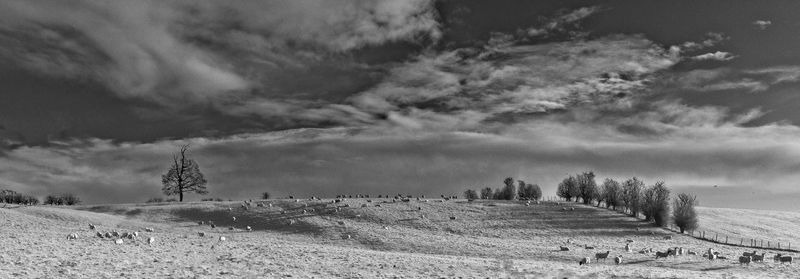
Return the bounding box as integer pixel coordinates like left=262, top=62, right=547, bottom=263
left=1, top=199, right=798, bottom=278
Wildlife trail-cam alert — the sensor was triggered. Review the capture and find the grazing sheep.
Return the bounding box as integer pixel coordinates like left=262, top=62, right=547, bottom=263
left=626, top=239, right=634, bottom=243
left=780, top=255, right=793, bottom=264
left=127, top=234, right=135, bottom=240
left=96, top=232, right=104, bottom=238
left=246, top=226, right=252, bottom=232
left=752, top=253, right=765, bottom=262
left=449, top=216, right=456, bottom=220
left=579, top=257, right=590, bottom=266
left=663, top=235, right=672, bottom=240
left=346, top=234, right=351, bottom=239
left=145, top=228, right=154, bottom=232
left=228, top=227, right=234, bottom=231
left=625, top=243, right=631, bottom=253
left=688, top=251, right=697, bottom=256
left=774, top=254, right=783, bottom=262
left=743, top=250, right=757, bottom=257
left=147, top=237, right=154, bottom=244
left=707, top=249, right=715, bottom=260
left=383, top=226, right=389, bottom=230
left=570, top=207, right=575, bottom=211
left=210, top=224, right=216, bottom=229
left=121, top=232, right=129, bottom=238
left=655, top=251, right=670, bottom=259
left=67, top=233, right=78, bottom=240
left=739, top=256, right=752, bottom=265
left=198, top=232, right=205, bottom=237
left=595, top=251, right=611, bottom=261
left=337, top=221, right=345, bottom=226
left=718, top=256, right=727, bottom=260
left=638, top=249, right=648, bottom=254
left=88, top=223, right=95, bottom=230
left=584, top=245, right=595, bottom=250
left=104, top=232, right=112, bottom=238
left=232, top=217, right=237, bottom=222
left=562, top=207, right=567, bottom=211
left=111, top=231, right=120, bottom=237
left=219, top=236, right=226, bottom=241
left=614, top=255, right=623, bottom=265
left=198, top=221, right=205, bottom=225
left=115, top=239, right=124, bottom=245
left=133, top=232, right=139, bottom=237
left=559, top=246, right=570, bottom=251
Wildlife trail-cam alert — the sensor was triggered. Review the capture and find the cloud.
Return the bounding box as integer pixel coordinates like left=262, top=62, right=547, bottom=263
left=525, top=6, right=601, bottom=37
left=692, top=51, right=736, bottom=61
left=753, top=20, right=772, bottom=30
left=1, top=102, right=797, bottom=204
left=674, top=66, right=800, bottom=93
left=0, top=0, right=440, bottom=108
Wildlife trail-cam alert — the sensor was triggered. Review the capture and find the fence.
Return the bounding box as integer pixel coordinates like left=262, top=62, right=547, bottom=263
left=687, top=229, right=799, bottom=253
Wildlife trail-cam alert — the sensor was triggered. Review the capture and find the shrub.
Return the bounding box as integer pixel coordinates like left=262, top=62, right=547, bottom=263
left=165, top=198, right=177, bottom=202
left=480, top=187, right=493, bottom=199
left=557, top=176, right=579, bottom=202
left=261, top=192, right=271, bottom=199
left=673, top=193, right=699, bottom=233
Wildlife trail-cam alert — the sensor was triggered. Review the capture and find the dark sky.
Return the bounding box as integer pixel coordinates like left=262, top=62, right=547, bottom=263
left=2, top=0, right=800, bottom=208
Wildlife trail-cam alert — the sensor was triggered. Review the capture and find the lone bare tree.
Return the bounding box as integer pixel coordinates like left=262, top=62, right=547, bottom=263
left=162, top=144, right=208, bottom=202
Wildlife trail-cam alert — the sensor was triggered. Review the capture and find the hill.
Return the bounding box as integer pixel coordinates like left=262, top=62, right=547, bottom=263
left=0, top=200, right=798, bottom=278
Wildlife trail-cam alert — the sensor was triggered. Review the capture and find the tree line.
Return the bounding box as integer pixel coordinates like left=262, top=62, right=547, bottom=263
left=464, top=177, right=543, bottom=201
left=556, top=172, right=698, bottom=233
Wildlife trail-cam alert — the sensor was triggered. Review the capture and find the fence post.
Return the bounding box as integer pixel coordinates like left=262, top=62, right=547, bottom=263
left=768, top=241, right=770, bottom=248
left=761, top=240, right=763, bottom=248
left=725, top=235, right=728, bottom=244
left=715, top=233, right=718, bottom=242
left=740, top=238, right=743, bottom=246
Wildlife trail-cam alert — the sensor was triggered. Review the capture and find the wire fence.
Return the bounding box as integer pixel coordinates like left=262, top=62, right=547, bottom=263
left=685, top=229, right=799, bottom=253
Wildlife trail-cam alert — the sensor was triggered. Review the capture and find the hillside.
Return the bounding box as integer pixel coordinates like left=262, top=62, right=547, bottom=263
left=0, top=200, right=798, bottom=278
left=696, top=206, right=800, bottom=250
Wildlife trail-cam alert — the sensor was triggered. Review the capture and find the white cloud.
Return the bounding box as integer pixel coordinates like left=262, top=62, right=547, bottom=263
left=753, top=20, right=772, bottom=30
left=692, top=51, right=736, bottom=61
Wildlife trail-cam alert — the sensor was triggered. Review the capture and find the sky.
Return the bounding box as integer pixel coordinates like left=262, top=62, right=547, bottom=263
left=2, top=0, right=800, bottom=208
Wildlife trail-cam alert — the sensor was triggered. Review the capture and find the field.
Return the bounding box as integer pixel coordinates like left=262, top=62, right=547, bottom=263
left=1, top=199, right=798, bottom=278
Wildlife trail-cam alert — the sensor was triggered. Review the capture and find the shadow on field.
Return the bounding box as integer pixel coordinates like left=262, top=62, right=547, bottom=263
left=169, top=203, right=331, bottom=236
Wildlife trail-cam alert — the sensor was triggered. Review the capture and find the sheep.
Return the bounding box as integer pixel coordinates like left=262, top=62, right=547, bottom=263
left=655, top=251, right=670, bottom=259
left=115, top=239, right=124, bottom=245
left=147, top=237, right=154, bottom=244
left=337, top=221, right=345, bottom=226
left=219, top=236, right=226, bottom=241
left=145, top=228, right=154, bottom=232
left=210, top=224, right=216, bottom=229
left=232, top=217, right=237, bottom=222
left=96, top=232, right=104, bottom=238
left=559, top=246, right=570, bottom=251
left=780, top=255, right=793, bottom=264
left=111, top=231, right=120, bottom=237
left=625, top=243, right=631, bottom=253
left=449, top=216, right=457, bottom=220
left=663, top=235, right=672, bottom=240
left=579, top=257, right=590, bottom=266
left=688, top=251, right=697, bottom=256
left=774, top=254, right=783, bottom=262
left=67, top=233, right=78, bottom=240
left=104, top=232, right=113, bottom=238
left=626, top=239, right=634, bottom=243
left=198, top=221, right=205, bottom=225
left=752, top=253, right=765, bottom=262
left=562, top=207, right=567, bottom=211
left=584, top=245, right=595, bottom=250
left=739, top=256, right=752, bottom=265
left=743, top=250, right=757, bottom=257
left=707, top=249, right=715, bottom=260
left=614, top=255, right=623, bottom=265
left=127, top=233, right=135, bottom=240
left=88, top=223, right=95, bottom=230
left=595, top=251, right=611, bottom=262
left=198, top=232, right=206, bottom=237
left=638, top=249, right=648, bottom=254
left=570, top=207, right=575, bottom=211
left=133, top=231, right=139, bottom=237
left=246, top=226, right=252, bottom=232
left=121, top=232, right=129, bottom=238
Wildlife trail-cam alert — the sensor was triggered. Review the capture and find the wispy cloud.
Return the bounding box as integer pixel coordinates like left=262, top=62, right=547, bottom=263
left=692, top=51, right=736, bottom=61
left=524, top=6, right=601, bottom=37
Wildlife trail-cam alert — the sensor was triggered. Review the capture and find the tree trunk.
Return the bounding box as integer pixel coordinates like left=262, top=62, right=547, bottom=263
left=680, top=227, right=685, bottom=234
left=179, top=186, right=184, bottom=202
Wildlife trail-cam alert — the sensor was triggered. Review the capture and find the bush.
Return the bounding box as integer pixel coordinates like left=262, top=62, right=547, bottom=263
left=261, top=192, right=271, bottom=199
left=44, top=193, right=80, bottom=205
left=165, top=198, right=177, bottom=202
left=463, top=189, right=478, bottom=200
left=146, top=197, right=165, bottom=203
left=601, top=178, right=622, bottom=210
left=576, top=171, right=597, bottom=205
left=622, top=177, right=644, bottom=217
left=557, top=176, right=579, bottom=202
left=673, top=193, right=699, bottom=233
left=480, top=187, right=493, bottom=199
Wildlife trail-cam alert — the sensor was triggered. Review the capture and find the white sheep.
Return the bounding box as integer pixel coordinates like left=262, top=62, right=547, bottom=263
left=67, top=233, right=78, bottom=240
left=246, top=226, right=252, bottom=232
left=219, top=236, right=226, bottom=241
left=579, top=257, right=590, bottom=265
left=115, top=239, right=124, bottom=245
left=625, top=243, right=631, bottom=252
left=145, top=228, right=154, bottom=232
left=147, top=237, right=155, bottom=244
left=198, top=232, right=206, bottom=237
left=232, top=217, right=237, bottom=222
left=614, top=255, right=623, bottom=265
left=96, top=232, right=104, bottom=238
left=88, top=223, right=95, bottom=230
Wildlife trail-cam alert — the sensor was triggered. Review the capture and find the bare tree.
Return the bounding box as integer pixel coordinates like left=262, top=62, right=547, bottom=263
left=601, top=178, right=621, bottom=210
left=463, top=189, right=478, bottom=200
left=557, top=175, right=579, bottom=202
left=161, top=144, right=208, bottom=202
left=622, top=177, right=644, bottom=217
left=576, top=171, right=597, bottom=205
left=480, top=187, right=493, bottom=199
left=641, top=181, right=670, bottom=227
left=673, top=193, right=699, bottom=233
